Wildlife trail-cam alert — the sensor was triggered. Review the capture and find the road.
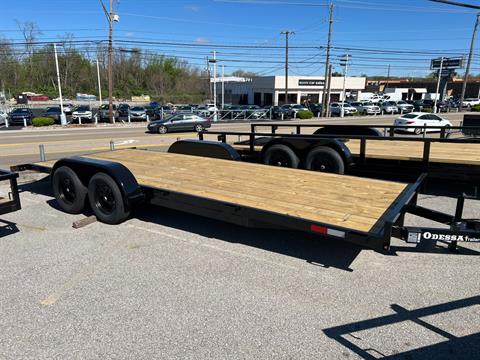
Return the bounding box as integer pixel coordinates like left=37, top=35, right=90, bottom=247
left=0, top=112, right=466, bottom=169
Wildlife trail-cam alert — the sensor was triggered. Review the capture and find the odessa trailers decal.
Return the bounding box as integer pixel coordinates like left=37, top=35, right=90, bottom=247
left=408, top=231, right=480, bottom=243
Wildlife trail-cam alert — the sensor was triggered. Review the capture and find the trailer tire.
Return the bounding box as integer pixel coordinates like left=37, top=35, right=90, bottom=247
left=305, top=146, right=345, bottom=174
left=88, top=172, right=130, bottom=224
left=263, top=144, right=299, bottom=168
left=52, top=166, right=88, bottom=214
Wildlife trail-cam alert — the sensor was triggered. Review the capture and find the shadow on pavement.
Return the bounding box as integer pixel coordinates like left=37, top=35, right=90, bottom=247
left=0, top=219, right=19, bottom=238
left=135, top=204, right=363, bottom=272
left=323, top=295, right=480, bottom=359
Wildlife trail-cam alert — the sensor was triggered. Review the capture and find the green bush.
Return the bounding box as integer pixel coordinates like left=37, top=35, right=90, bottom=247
left=471, top=105, right=480, bottom=112
left=296, top=110, right=314, bottom=119
left=32, top=117, right=55, bottom=127
left=421, top=107, right=433, bottom=113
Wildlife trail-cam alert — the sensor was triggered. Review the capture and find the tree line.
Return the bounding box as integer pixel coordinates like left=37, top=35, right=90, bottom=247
left=0, top=27, right=214, bottom=104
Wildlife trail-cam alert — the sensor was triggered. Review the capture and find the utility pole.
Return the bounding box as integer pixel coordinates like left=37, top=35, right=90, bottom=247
left=433, top=57, right=444, bottom=114
left=322, top=1, right=334, bottom=117
left=280, top=31, right=294, bottom=105
left=53, top=43, right=66, bottom=126
left=326, top=64, right=333, bottom=117
left=461, top=14, right=479, bottom=110
left=100, top=0, right=118, bottom=123
left=429, top=1, right=480, bottom=111
left=340, top=54, right=351, bottom=118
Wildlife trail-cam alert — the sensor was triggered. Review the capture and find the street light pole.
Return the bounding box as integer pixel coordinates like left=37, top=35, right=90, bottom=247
left=433, top=56, right=444, bottom=114
left=340, top=54, right=351, bottom=118
left=281, top=31, right=294, bottom=105
left=322, top=1, right=334, bottom=117
left=221, top=64, right=225, bottom=109
left=53, top=43, right=66, bottom=126
left=96, top=56, right=102, bottom=107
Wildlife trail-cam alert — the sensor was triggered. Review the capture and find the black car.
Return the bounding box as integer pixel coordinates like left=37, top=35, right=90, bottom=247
left=269, top=106, right=291, bottom=119
left=147, top=113, right=211, bottom=134
left=117, top=103, right=130, bottom=117
left=42, top=107, right=63, bottom=123
left=145, top=105, right=157, bottom=119
left=8, top=108, right=34, bottom=125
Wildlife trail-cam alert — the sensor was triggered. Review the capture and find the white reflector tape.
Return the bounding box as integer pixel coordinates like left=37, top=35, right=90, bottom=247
left=327, top=228, right=346, bottom=238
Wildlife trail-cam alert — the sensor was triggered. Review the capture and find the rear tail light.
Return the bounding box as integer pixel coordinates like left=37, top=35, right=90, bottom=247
left=406, top=120, right=415, bottom=124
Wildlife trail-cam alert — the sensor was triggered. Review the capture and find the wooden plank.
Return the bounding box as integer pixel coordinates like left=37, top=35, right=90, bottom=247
left=35, top=149, right=408, bottom=233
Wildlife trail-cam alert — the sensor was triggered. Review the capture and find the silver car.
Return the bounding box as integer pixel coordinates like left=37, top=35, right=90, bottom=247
left=128, top=106, right=147, bottom=121
left=394, top=100, right=414, bottom=113
left=349, top=101, right=381, bottom=115
left=381, top=101, right=399, bottom=114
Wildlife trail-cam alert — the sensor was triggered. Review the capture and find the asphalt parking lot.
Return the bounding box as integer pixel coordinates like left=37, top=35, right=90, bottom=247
left=1, top=172, right=479, bottom=359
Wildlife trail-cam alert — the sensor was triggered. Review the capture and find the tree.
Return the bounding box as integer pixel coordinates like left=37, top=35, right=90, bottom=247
left=231, top=69, right=257, bottom=78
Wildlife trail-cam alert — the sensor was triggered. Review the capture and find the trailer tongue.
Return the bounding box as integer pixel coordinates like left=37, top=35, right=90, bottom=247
left=12, top=148, right=480, bottom=253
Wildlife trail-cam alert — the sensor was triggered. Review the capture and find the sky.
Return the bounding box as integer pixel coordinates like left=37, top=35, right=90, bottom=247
left=2, top=0, right=480, bottom=77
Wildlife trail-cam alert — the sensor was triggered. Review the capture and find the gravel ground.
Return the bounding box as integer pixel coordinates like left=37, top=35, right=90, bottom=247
left=0, top=173, right=479, bottom=359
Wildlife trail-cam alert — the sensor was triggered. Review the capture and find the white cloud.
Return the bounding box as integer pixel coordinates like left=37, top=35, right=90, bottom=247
left=195, top=37, right=209, bottom=43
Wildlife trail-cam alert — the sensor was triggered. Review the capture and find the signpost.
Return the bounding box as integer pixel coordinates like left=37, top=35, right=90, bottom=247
left=430, top=56, right=465, bottom=108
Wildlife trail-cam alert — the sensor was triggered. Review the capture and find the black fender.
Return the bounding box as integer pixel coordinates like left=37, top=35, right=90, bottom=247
left=260, top=137, right=354, bottom=167
left=52, top=157, right=144, bottom=210
left=168, top=140, right=240, bottom=161
left=314, top=126, right=383, bottom=137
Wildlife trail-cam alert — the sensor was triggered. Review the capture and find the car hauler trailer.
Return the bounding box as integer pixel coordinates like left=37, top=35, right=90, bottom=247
left=0, top=170, right=21, bottom=217
left=12, top=148, right=480, bottom=253
left=198, top=124, right=480, bottom=184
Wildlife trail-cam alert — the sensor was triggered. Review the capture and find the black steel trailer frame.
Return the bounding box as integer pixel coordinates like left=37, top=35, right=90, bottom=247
left=0, top=170, right=21, bottom=216
left=199, top=126, right=480, bottom=184
left=12, top=150, right=480, bottom=253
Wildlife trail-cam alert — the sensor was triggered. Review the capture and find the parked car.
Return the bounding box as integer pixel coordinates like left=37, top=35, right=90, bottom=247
left=266, top=106, right=290, bottom=119
left=147, top=113, right=211, bottom=134
left=42, top=107, right=63, bottom=123
left=462, top=98, right=480, bottom=108
left=308, top=103, right=323, bottom=116
left=128, top=106, right=147, bottom=121
left=329, top=102, right=358, bottom=116
left=176, top=105, right=195, bottom=114
left=380, top=101, right=399, bottom=114
left=240, top=105, right=268, bottom=119
left=8, top=108, right=34, bottom=125
left=117, top=103, right=130, bottom=117
left=291, top=104, right=309, bottom=116
left=72, top=105, right=93, bottom=122
left=393, top=112, right=452, bottom=134
left=98, top=104, right=118, bottom=121
left=394, top=100, right=414, bottom=113
left=221, top=105, right=243, bottom=119
left=62, top=103, right=74, bottom=114
left=349, top=101, right=381, bottom=115
left=154, top=106, right=174, bottom=119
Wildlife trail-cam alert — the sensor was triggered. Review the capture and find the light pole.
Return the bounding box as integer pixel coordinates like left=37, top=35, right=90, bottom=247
left=433, top=57, right=444, bottom=114
left=96, top=56, right=102, bottom=107
left=429, top=1, right=480, bottom=111
left=53, top=43, right=66, bottom=125
left=339, top=54, right=351, bottom=118
left=221, top=64, right=225, bottom=109
left=281, top=31, right=294, bottom=105
left=208, top=51, right=218, bottom=121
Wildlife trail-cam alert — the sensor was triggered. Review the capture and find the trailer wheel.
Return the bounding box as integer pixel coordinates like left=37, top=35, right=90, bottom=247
left=305, top=147, right=345, bottom=174
left=52, top=166, right=88, bottom=214
left=263, top=144, right=299, bottom=168
left=88, top=173, right=130, bottom=224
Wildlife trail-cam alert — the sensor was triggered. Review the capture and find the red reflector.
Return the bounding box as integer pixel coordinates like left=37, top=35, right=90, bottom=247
left=310, top=225, right=328, bottom=234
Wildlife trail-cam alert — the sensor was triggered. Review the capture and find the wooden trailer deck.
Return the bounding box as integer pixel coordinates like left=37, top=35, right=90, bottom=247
left=346, top=139, right=480, bottom=165
left=35, top=149, right=408, bottom=233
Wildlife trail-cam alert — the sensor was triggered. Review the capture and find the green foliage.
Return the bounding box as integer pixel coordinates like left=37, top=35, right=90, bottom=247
left=422, top=107, right=433, bottom=113
left=297, top=110, right=314, bottom=119
left=471, top=105, right=480, bottom=112
left=32, top=117, right=54, bottom=127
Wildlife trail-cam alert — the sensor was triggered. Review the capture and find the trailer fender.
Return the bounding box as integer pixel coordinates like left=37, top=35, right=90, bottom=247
left=314, top=126, right=383, bottom=137
left=51, top=157, right=144, bottom=210
left=168, top=140, right=241, bottom=161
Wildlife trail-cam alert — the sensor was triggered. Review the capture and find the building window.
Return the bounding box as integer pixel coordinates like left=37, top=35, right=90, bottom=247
left=278, top=93, right=298, bottom=105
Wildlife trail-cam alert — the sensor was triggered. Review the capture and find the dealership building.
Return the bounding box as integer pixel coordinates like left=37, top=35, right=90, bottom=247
left=215, top=75, right=367, bottom=106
